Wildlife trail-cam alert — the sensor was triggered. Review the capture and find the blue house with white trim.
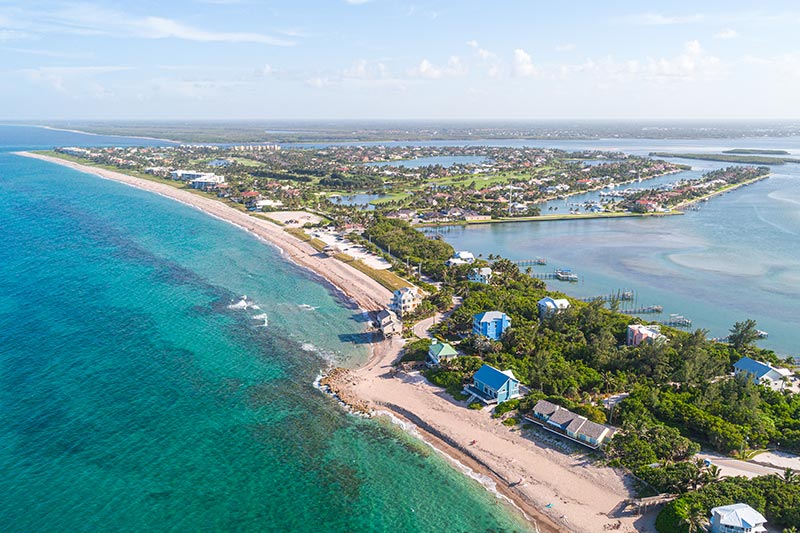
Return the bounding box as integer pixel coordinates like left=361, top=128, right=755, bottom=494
left=464, top=364, right=521, bottom=405
left=472, top=311, right=511, bottom=341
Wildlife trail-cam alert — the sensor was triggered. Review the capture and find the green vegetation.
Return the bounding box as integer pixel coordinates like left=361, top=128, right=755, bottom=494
left=363, top=217, right=454, bottom=278
left=400, top=338, right=432, bottom=363
left=657, top=474, right=800, bottom=532
left=723, top=149, right=790, bottom=155
left=649, top=151, right=800, bottom=165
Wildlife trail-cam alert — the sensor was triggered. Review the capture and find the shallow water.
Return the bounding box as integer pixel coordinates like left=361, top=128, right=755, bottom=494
left=0, top=126, right=531, bottom=532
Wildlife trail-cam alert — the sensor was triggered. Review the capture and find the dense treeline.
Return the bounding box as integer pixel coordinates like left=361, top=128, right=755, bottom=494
left=363, top=217, right=454, bottom=277
left=249, top=169, right=314, bottom=182
left=320, top=172, right=383, bottom=190
left=656, top=474, right=800, bottom=532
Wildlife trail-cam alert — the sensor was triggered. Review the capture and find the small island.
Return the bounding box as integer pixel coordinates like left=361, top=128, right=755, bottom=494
left=649, top=151, right=800, bottom=165
left=723, top=148, right=791, bottom=155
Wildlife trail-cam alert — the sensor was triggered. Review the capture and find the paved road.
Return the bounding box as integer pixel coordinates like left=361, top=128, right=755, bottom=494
left=411, top=296, right=462, bottom=339
left=696, top=452, right=783, bottom=479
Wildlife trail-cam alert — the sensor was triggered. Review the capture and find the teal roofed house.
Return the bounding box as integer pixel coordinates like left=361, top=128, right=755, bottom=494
left=426, top=340, right=458, bottom=367
left=464, top=364, right=520, bottom=405
left=472, top=311, right=510, bottom=341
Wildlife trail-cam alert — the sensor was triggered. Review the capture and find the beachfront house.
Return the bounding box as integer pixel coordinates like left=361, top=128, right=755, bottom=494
left=709, top=503, right=767, bottom=533
left=537, top=297, right=570, bottom=319
left=472, top=311, right=511, bottom=341
left=467, top=267, right=493, bottom=284
left=389, top=287, right=421, bottom=318
left=426, top=340, right=458, bottom=367
left=170, top=169, right=210, bottom=181
left=528, top=399, right=613, bottom=449
left=733, top=357, right=792, bottom=391
left=376, top=309, right=401, bottom=337
left=464, top=364, right=520, bottom=405
left=190, top=174, right=225, bottom=189
left=446, top=250, right=476, bottom=266
left=626, top=324, right=666, bottom=347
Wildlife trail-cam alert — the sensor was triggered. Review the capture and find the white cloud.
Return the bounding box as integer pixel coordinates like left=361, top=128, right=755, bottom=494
left=512, top=48, right=538, bottom=77
left=714, top=28, right=739, bottom=39
left=445, top=56, right=467, bottom=76
left=644, top=40, right=721, bottom=81
left=467, top=40, right=501, bottom=77
left=625, top=13, right=704, bottom=25
left=4, top=4, right=294, bottom=46
left=408, top=59, right=442, bottom=79
left=467, top=39, right=496, bottom=61
left=305, top=77, right=331, bottom=88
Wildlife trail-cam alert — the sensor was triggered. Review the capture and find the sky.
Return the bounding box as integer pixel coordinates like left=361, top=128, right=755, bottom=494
left=0, top=0, right=799, bottom=121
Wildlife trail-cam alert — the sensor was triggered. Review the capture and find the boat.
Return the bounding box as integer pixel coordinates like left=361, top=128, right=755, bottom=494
left=757, top=330, right=769, bottom=339
left=554, top=269, right=579, bottom=282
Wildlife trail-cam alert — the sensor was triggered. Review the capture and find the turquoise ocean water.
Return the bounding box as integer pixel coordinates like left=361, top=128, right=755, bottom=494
left=0, top=126, right=529, bottom=532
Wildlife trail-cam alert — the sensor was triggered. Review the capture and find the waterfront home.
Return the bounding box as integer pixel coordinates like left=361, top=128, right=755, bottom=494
left=170, top=169, right=212, bottom=181
left=733, top=357, right=792, bottom=391
left=464, top=364, right=520, bottom=405
left=426, top=340, right=457, bottom=367
left=709, top=503, right=767, bottom=533
left=389, top=286, right=421, bottom=318
left=446, top=250, right=476, bottom=266
left=190, top=174, right=225, bottom=189
left=472, top=311, right=511, bottom=341
left=626, top=324, right=666, bottom=347
left=528, top=399, right=614, bottom=449
left=467, top=267, right=493, bottom=284
left=537, top=297, right=570, bottom=319
left=376, top=309, right=401, bottom=337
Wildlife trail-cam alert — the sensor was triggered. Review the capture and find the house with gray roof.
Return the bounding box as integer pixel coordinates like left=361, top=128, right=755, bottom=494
left=527, top=399, right=615, bottom=449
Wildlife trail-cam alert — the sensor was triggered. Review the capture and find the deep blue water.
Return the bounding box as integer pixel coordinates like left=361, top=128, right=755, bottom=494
left=0, top=126, right=529, bottom=532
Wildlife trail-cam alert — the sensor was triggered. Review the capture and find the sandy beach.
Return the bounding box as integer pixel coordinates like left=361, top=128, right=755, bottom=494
left=21, top=151, right=655, bottom=533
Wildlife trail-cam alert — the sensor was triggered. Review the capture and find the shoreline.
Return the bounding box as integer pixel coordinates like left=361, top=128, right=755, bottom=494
left=19, top=151, right=652, bottom=532
left=673, top=173, right=771, bottom=210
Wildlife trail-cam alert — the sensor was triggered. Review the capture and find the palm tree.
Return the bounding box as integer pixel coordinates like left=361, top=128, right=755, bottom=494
left=681, top=504, right=709, bottom=533
left=780, top=467, right=798, bottom=484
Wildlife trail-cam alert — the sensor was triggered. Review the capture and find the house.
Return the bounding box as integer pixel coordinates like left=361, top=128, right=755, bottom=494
left=464, top=364, right=521, bottom=405
left=376, top=309, right=401, bottom=337
left=528, top=399, right=614, bottom=448
left=189, top=174, right=225, bottom=189
left=426, top=340, right=457, bottom=367
left=537, top=297, right=570, bottom=319
left=389, top=287, right=421, bottom=318
left=467, top=267, right=493, bottom=284
left=170, top=169, right=209, bottom=181
left=626, top=324, right=666, bottom=347
left=733, top=357, right=792, bottom=391
left=709, top=503, right=767, bottom=533
left=446, top=250, right=476, bottom=266
left=472, top=311, right=511, bottom=341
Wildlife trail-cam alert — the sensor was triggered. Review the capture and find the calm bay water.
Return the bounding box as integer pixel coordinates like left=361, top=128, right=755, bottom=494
left=0, top=126, right=529, bottom=532
left=425, top=138, right=800, bottom=357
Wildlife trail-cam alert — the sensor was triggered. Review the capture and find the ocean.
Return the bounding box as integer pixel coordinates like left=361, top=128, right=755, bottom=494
left=0, top=126, right=530, bottom=532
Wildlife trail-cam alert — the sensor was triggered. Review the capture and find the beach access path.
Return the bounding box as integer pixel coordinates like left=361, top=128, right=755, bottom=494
left=18, top=152, right=392, bottom=313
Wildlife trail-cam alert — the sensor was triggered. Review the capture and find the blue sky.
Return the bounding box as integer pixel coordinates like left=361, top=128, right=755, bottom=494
left=0, top=0, right=798, bottom=120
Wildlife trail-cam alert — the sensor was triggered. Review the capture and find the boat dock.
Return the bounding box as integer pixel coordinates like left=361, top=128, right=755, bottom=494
left=657, top=314, right=692, bottom=328
left=509, top=258, right=547, bottom=267
left=532, top=269, right=580, bottom=282
left=623, top=305, right=664, bottom=314
left=580, top=289, right=635, bottom=303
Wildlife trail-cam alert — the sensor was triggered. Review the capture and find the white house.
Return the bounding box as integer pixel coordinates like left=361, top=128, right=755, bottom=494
left=467, top=267, right=493, bottom=284
left=170, top=169, right=211, bottom=181
left=709, top=503, right=767, bottom=533
left=627, top=324, right=666, bottom=347
left=190, top=174, right=225, bottom=189
left=733, top=357, right=793, bottom=391
left=446, top=250, right=476, bottom=266
left=389, top=287, right=421, bottom=318
left=537, top=297, right=570, bottom=319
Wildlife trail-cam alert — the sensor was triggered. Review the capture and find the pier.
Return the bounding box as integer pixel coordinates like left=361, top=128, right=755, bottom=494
left=580, top=289, right=635, bottom=303
left=509, top=258, right=547, bottom=267
left=623, top=305, right=663, bottom=314
left=532, top=269, right=580, bottom=282
left=657, top=314, right=692, bottom=328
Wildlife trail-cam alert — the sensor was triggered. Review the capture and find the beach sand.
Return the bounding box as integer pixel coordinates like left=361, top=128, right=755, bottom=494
left=21, top=151, right=657, bottom=532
